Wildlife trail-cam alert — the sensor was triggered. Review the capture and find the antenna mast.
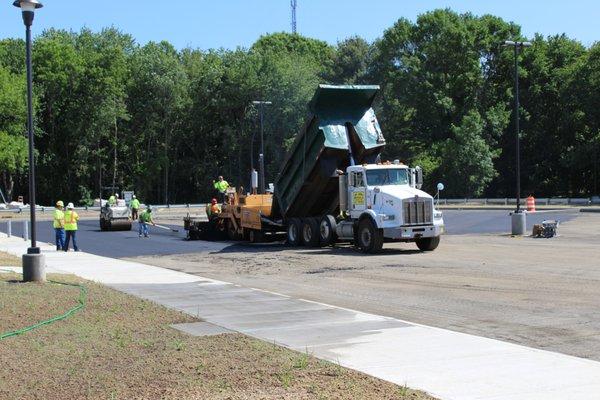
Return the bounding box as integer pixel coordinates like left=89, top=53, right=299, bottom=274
left=291, top=0, right=297, bottom=34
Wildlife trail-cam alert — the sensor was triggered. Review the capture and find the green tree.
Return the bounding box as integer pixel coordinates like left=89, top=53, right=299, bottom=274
left=0, top=66, right=28, bottom=200
left=327, top=36, right=371, bottom=84
left=435, top=111, right=498, bottom=196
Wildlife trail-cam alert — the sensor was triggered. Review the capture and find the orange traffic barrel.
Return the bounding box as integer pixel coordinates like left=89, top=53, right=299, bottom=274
left=526, top=195, right=536, bottom=212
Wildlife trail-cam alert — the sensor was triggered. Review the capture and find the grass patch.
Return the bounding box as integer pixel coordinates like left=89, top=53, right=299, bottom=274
left=0, top=270, right=435, bottom=400
left=0, top=250, right=20, bottom=267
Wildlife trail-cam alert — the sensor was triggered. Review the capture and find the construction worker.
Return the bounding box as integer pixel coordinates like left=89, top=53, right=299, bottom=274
left=108, top=193, right=118, bottom=206
left=205, top=198, right=221, bottom=218
left=213, top=176, right=229, bottom=203
left=130, top=195, right=140, bottom=220
left=138, top=206, right=155, bottom=238
left=53, top=201, right=65, bottom=251
left=63, top=202, right=79, bottom=251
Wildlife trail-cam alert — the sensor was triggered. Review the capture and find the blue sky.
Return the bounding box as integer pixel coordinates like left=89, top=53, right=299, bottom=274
left=1, top=0, right=598, bottom=49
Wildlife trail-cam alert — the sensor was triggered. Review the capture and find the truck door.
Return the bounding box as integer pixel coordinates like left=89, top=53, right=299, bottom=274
left=349, top=170, right=367, bottom=217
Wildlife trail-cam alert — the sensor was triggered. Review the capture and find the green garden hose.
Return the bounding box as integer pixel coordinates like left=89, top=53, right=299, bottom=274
left=0, top=273, right=87, bottom=340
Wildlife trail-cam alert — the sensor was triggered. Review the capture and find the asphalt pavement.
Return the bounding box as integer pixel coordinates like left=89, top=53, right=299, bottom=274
left=0, top=209, right=578, bottom=258
left=0, top=219, right=225, bottom=258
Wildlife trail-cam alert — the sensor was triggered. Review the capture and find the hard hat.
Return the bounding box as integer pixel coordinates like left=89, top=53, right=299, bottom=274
left=132, top=195, right=136, bottom=199
left=56, top=200, right=64, bottom=207
left=66, top=202, right=74, bottom=209
left=211, top=198, right=217, bottom=204
left=115, top=193, right=119, bottom=197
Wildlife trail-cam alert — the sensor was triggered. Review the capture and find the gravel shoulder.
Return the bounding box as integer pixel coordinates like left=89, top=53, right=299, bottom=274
left=128, top=212, right=600, bottom=360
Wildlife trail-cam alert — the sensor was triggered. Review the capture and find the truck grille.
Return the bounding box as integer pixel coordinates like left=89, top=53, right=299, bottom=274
left=403, top=198, right=433, bottom=225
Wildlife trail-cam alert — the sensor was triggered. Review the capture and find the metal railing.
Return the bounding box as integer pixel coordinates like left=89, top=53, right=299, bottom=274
left=437, top=197, right=598, bottom=206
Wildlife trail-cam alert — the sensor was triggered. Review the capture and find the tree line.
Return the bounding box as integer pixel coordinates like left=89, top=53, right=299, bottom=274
left=0, top=8, right=598, bottom=205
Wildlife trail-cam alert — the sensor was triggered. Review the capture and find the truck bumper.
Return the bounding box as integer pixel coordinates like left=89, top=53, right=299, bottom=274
left=383, top=224, right=444, bottom=240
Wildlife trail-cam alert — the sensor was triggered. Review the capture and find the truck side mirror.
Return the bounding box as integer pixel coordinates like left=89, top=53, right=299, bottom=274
left=415, top=166, right=423, bottom=189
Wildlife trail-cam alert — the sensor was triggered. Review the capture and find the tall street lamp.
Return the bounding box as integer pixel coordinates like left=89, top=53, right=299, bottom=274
left=14, top=0, right=45, bottom=281
left=502, top=40, right=531, bottom=235
left=252, top=101, right=272, bottom=194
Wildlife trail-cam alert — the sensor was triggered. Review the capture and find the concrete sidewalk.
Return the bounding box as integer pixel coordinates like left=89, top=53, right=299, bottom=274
left=2, top=234, right=600, bottom=400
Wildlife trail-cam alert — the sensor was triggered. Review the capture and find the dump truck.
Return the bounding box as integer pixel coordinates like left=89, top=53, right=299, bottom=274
left=184, top=84, right=444, bottom=252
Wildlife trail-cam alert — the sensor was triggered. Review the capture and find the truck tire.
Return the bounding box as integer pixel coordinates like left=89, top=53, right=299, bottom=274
left=302, top=218, right=320, bottom=247
left=416, top=236, right=440, bottom=251
left=286, top=218, right=302, bottom=246
left=357, top=218, right=383, bottom=254
left=248, top=229, right=263, bottom=243
left=319, top=215, right=337, bottom=246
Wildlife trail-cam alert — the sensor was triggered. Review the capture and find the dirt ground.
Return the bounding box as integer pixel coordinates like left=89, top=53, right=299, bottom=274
left=128, top=212, right=600, bottom=361
left=0, top=269, right=432, bottom=400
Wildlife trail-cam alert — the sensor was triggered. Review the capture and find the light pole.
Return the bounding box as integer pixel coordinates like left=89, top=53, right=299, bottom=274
left=502, top=40, right=531, bottom=234
left=252, top=101, right=272, bottom=194
left=14, top=0, right=45, bottom=281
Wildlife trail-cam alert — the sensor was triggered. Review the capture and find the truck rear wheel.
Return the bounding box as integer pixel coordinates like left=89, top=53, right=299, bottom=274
left=302, top=218, right=320, bottom=247
left=319, top=215, right=337, bottom=246
left=357, top=218, right=383, bottom=254
left=416, top=236, right=440, bottom=251
left=286, top=218, right=302, bottom=246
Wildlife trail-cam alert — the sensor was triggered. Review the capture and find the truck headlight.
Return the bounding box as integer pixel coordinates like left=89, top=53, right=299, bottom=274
left=434, top=210, right=443, bottom=220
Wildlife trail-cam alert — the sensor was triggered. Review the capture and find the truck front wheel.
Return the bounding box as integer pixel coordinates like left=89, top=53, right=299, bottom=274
left=357, top=218, right=383, bottom=254
left=416, top=236, right=440, bottom=251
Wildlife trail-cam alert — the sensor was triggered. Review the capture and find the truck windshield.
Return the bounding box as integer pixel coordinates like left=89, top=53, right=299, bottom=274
left=365, top=169, right=409, bottom=186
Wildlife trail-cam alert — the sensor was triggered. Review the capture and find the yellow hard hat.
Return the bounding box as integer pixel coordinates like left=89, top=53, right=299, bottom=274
left=56, top=200, right=64, bottom=207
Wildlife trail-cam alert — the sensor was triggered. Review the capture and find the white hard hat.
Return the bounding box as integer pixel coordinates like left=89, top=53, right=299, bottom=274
left=67, top=202, right=74, bottom=209
left=132, top=195, right=136, bottom=199
left=115, top=193, right=119, bottom=197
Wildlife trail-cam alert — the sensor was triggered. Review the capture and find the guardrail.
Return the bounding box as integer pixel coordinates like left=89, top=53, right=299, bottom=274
left=437, top=197, right=598, bottom=206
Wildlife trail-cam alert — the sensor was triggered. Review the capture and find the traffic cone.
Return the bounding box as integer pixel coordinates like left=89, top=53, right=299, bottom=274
left=526, top=195, right=536, bottom=212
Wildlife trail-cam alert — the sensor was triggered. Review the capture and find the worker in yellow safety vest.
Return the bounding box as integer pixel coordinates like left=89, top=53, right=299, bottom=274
left=138, top=207, right=155, bottom=238
left=130, top=195, right=140, bottom=220
left=53, top=200, right=65, bottom=251
left=108, top=193, right=119, bottom=206
left=63, top=202, right=80, bottom=251
left=213, top=176, right=229, bottom=203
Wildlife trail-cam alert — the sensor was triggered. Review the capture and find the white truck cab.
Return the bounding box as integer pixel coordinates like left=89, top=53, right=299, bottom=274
left=335, top=161, right=444, bottom=252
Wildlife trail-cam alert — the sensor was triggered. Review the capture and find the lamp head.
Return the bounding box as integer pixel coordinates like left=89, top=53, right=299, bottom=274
left=13, top=0, right=43, bottom=11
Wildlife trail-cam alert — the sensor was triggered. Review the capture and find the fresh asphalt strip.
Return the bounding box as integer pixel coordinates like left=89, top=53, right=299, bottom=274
left=0, top=210, right=578, bottom=258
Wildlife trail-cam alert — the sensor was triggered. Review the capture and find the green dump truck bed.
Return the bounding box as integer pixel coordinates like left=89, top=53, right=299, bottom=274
left=272, top=84, right=386, bottom=219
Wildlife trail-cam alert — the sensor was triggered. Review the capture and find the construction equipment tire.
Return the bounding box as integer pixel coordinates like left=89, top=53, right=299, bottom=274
left=319, top=215, right=337, bottom=246
left=248, top=229, right=263, bottom=243
left=286, top=218, right=302, bottom=246
left=301, top=217, right=320, bottom=247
